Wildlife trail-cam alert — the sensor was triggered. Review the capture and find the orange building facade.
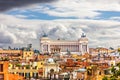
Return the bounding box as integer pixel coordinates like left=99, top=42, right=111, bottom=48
left=0, top=61, right=24, bottom=80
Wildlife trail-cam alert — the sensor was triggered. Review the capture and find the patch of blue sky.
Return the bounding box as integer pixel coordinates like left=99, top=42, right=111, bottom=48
left=6, top=8, right=120, bottom=20
left=6, top=9, right=77, bottom=20
left=95, top=11, right=120, bottom=20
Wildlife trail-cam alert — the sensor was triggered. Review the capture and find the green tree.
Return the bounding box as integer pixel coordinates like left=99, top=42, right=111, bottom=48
left=16, top=63, right=21, bottom=67
left=103, top=64, right=120, bottom=80
left=110, top=76, right=116, bottom=80
left=117, top=63, right=120, bottom=69
left=102, top=76, right=108, bottom=80
left=26, top=65, right=30, bottom=69
left=111, top=66, right=116, bottom=75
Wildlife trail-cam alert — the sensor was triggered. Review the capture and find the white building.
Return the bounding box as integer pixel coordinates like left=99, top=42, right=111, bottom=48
left=40, top=33, right=89, bottom=55
left=43, top=58, right=59, bottom=79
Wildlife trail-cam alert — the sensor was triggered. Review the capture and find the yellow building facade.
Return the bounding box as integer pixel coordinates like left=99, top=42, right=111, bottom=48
left=23, top=51, right=34, bottom=60
left=8, top=61, right=45, bottom=79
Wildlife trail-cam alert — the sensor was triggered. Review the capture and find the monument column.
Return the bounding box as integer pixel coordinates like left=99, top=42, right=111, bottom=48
left=79, top=43, right=82, bottom=54
left=87, top=44, right=89, bottom=53
left=40, top=43, right=43, bottom=53
left=48, top=44, right=51, bottom=53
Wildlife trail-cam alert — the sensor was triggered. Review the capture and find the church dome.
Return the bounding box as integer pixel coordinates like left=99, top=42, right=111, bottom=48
left=47, top=58, right=55, bottom=63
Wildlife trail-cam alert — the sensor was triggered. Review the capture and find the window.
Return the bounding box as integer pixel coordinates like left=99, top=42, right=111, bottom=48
left=87, top=69, right=92, bottom=75
left=0, top=64, right=3, bottom=72
left=104, top=70, right=109, bottom=75
left=99, top=71, right=101, bottom=75
left=41, top=63, right=43, bottom=65
left=0, top=74, right=4, bottom=80
left=32, top=73, right=38, bottom=78
left=25, top=73, right=30, bottom=78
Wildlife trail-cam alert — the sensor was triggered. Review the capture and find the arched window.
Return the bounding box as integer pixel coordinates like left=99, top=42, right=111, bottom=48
left=50, top=69, right=54, bottom=73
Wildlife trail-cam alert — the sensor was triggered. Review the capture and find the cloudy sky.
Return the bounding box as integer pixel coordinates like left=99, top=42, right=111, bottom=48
left=0, top=0, right=120, bottom=49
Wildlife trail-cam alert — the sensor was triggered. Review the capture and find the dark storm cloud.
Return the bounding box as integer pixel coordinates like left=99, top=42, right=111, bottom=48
left=0, top=0, right=56, bottom=12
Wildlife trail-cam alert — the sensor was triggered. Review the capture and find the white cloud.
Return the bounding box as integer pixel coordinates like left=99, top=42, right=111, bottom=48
left=0, top=14, right=120, bottom=49
left=0, top=24, right=18, bottom=44
left=1, top=0, right=120, bottom=49
left=110, top=17, right=120, bottom=21
left=15, top=14, right=28, bottom=19
left=27, top=0, right=120, bottom=18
